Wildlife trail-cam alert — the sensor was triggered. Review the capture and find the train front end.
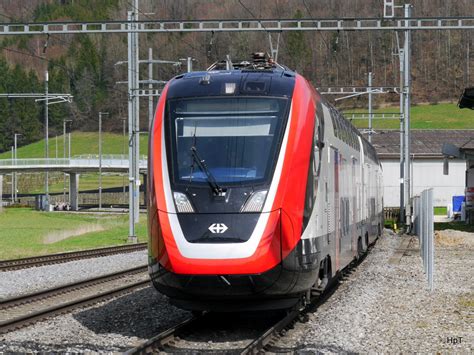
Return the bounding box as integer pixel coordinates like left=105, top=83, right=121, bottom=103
left=148, top=65, right=318, bottom=311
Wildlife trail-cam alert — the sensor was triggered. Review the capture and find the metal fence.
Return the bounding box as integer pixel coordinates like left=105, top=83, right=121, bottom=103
left=412, top=188, right=434, bottom=291
left=18, top=191, right=145, bottom=208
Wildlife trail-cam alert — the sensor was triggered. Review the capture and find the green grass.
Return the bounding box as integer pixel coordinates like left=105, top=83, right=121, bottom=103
left=384, top=218, right=397, bottom=230
left=0, top=207, right=147, bottom=260
left=0, top=131, right=149, bottom=159
left=349, top=103, right=474, bottom=130
left=434, top=207, right=447, bottom=216
left=434, top=221, right=474, bottom=233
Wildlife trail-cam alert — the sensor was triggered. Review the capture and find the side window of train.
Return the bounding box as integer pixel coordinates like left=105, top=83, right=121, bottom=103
left=339, top=113, right=347, bottom=145
left=329, top=106, right=339, bottom=139
left=303, top=101, right=326, bottom=226
left=314, top=102, right=325, bottom=178
left=340, top=198, right=345, bottom=234
left=371, top=198, right=376, bottom=217
left=345, top=199, right=350, bottom=234
left=340, top=198, right=350, bottom=235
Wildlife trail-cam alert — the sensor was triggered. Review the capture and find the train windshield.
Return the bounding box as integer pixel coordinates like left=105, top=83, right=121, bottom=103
left=168, top=97, right=288, bottom=186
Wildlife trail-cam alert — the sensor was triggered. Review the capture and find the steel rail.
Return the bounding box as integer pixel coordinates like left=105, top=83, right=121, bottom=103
left=0, top=243, right=147, bottom=272
left=240, top=309, right=301, bottom=354
left=124, top=315, right=205, bottom=355
left=0, top=266, right=149, bottom=334
left=240, top=286, right=339, bottom=354
left=0, top=265, right=147, bottom=309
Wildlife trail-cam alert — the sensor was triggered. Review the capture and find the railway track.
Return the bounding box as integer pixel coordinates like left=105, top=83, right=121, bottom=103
left=124, top=291, right=334, bottom=354
left=0, top=265, right=149, bottom=334
left=125, top=290, right=335, bottom=354
left=125, top=247, right=372, bottom=355
left=0, top=243, right=147, bottom=272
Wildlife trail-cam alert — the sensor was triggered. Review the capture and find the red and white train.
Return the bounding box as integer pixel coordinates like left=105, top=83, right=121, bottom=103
left=147, top=55, right=383, bottom=311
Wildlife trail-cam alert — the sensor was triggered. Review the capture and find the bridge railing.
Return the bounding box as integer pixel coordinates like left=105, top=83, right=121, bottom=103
left=0, top=155, right=147, bottom=168
left=0, top=158, right=70, bottom=166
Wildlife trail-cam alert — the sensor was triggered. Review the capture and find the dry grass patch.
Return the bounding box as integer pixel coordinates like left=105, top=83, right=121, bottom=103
left=458, top=296, right=474, bottom=309
left=43, top=224, right=106, bottom=244
left=434, top=230, right=474, bottom=247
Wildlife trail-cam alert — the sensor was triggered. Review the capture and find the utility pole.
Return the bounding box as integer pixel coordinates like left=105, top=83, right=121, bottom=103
left=14, top=133, right=21, bottom=203
left=68, top=126, right=71, bottom=204
left=368, top=72, right=373, bottom=143
left=0, top=175, right=3, bottom=212
left=180, top=57, right=194, bottom=72
left=63, top=119, right=72, bottom=202
left=403, top=4, right=413, bottom=229
left=385, top=0, right=409, bottom=228
left=10, top=147, right=13, bottom=202
left=44, top=70, right=49, bottom=199
left=399, top=47, right=405, bottom=225
left=68, top=129, right=71, bottom=160
left=127, top=0, right=139, bottom=243
left=115, top=50, right=177, bottom=242
left=121, top=117, right=127, bottom=202
left=98, top=112, right=108, bottom=210
left=148, top=48, right=154, bottom=128
left=268, top=32, right=281, bottom=62
left=186, top=57, right=193, bottom=72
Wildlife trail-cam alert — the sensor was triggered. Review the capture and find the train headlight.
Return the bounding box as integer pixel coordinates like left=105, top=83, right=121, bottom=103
left=241, top=190, right=268, bottom=212
left=173, top=192, right=195, bottom=213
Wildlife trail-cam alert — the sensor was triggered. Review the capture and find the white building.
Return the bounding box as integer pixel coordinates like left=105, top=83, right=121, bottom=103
left=370, top=130, right=473, bottom=208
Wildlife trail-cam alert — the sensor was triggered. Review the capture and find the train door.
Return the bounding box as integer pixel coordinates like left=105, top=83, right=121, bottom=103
left=340, top=156, right=352, bottom=266
left=367, top=164, right=374, bottom=236
left=352, top=157, right=359, bottom=257
left=366, top=163, right=370, bottom=232
left=357, top=136, right=366, bottom=239
left=328, top=146, right=340, bottom=271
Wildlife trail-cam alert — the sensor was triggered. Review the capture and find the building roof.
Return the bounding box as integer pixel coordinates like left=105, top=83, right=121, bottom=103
left=365, top=130, right=474, bottom=159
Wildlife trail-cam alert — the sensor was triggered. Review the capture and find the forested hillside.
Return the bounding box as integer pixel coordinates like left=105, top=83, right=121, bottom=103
left=0, top=0, right=472, bottom=153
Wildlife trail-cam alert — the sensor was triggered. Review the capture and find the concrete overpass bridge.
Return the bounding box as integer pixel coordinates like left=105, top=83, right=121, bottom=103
left=0, top=155, right=148, bottom=210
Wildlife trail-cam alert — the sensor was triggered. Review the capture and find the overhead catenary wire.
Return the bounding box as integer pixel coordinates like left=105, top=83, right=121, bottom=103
left=125, top=1, right=205, bottom=57
left=236, top=0, right=288, bottom=59
left=301, top=1, right=332, bottom=55
left=237, top=0, right=269, bottom=32
left=0, top=44, right=130, bottom=120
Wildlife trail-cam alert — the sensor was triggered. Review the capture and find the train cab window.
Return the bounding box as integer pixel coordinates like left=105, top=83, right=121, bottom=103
left=167, top=97, right=289, bottom=186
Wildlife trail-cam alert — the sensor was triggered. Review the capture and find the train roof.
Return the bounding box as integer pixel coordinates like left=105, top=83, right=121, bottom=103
left=166, top=53, right=296, bottom=99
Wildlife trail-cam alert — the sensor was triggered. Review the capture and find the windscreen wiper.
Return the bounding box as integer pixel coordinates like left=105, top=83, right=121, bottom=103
left=190, top=146, right=225, bottom=196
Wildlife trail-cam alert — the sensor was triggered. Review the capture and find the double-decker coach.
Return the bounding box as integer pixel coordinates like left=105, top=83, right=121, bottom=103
left=147, top=54, right=383, bottom=311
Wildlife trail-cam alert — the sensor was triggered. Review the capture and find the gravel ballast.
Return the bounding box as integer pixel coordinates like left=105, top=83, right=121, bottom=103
left=0, top=229, right=472, bottom=353
left=0, top=250, right=147, bottom=299
left=0, top=287, right=190, bottom=353
left=272, top=229, right=473, bottom=353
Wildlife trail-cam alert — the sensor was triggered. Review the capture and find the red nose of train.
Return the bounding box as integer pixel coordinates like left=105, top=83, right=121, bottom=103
left=148, top=73, right=315, bottom=276
left=151, top=208, right=284, bottom=275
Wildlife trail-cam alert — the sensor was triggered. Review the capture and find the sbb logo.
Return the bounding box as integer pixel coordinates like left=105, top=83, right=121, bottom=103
left=208, top=223, right=228, bottom=234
